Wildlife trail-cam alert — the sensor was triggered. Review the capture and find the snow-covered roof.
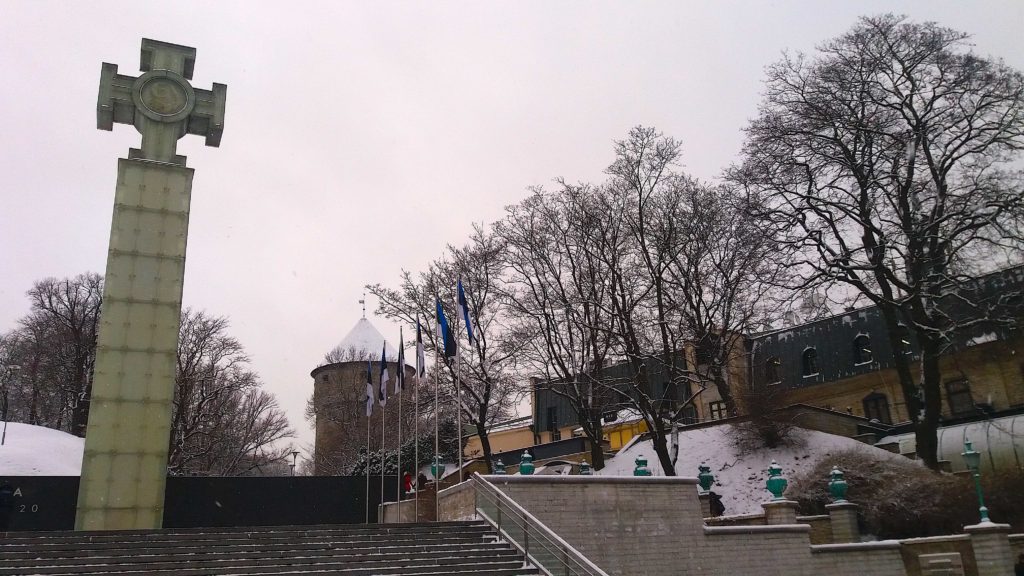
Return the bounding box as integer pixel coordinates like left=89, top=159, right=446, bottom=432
left=334, top=317, right=398, bottom=359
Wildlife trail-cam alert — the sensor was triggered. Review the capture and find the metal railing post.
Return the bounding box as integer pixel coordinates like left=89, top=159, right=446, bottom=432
left=563, top=548, right=570, bottom=576
left=524, top=522, right=530, bottom=560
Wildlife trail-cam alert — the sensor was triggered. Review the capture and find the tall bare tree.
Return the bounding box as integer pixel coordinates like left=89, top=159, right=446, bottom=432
left=368, top=226, right=521, bottom=474
left=736, top=14, right=1024, bottom=469
left=498, top=184, right=617, bottom=470
left=0, top=274, right=103, bottom=436
left=169, top=308, right=293, bottom=476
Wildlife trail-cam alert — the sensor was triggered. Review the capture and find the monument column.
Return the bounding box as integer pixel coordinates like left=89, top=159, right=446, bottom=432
left=76, top=39, right=226, bottom=531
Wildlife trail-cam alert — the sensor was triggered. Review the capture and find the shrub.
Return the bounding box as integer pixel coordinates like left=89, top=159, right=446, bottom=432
left=789, top=449, right=1024, bottom=539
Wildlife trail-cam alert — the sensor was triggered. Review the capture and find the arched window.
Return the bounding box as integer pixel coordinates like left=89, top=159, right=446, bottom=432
left=853, top=334, right=872, bottom=364
left=765, top=357, right=781, bottom=384
left=862, top=392, right=892, bottom=424
left=802, top=348, right=818, bottom=377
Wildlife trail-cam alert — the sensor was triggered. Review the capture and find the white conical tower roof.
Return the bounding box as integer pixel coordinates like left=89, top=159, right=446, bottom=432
left=334, top=317, right=398, bottom=360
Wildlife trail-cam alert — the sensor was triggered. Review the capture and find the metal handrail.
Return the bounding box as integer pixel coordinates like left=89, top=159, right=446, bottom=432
left=471, top=473, right=609, bottom=576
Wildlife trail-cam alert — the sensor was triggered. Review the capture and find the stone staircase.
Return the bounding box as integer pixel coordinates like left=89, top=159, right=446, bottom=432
left=0, top=521, right=540, bottom=575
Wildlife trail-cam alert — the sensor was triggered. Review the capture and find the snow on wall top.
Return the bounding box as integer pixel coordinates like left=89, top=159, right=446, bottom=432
left=334, top=317, right=398, bottom=359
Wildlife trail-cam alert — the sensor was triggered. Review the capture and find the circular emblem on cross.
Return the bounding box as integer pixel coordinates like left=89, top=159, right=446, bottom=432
left=132, top=69, right=196, bottom=123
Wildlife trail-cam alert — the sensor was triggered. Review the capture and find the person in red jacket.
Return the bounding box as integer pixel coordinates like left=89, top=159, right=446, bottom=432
left=402, top=472, right=413, bottom=499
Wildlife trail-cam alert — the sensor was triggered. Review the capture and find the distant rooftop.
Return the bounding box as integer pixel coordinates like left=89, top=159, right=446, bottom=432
left=333, top=317, right=398, bottom=360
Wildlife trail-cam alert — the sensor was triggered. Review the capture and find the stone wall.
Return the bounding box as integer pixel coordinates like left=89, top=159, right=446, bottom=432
left=704, top=512, right=831, bottom=544
left=899, top=535, right=976, bottom=576
left=486, top=475, right=906, bottom=576
left=379, top=486, right=436, bottom=523
left=437, top=481, right=477, bottom=521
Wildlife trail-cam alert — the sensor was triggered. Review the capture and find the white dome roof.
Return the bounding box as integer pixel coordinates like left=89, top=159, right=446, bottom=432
left=334, top=317, right=398, bottom=360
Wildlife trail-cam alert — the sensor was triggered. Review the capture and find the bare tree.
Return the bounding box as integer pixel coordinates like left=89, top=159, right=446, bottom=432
left=736, top=14, right=1024, bottom=469
left=169, top=308, right=293, bottom=476
left=367, top=225, right=521, bottom=473
left=0, top=274, right=103, bottom=436
left=498, top=184, right=617, bottom=470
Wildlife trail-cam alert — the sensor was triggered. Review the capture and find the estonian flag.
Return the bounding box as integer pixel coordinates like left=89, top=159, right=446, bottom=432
left=416, top=316, right=426, bottom=381
left=379, top=342, right=390, bottom=406
left=365, top=359, right=374, bottom=417
left=457, top=278, right=475, bottom=346
left=436, top=298, right=457, bottom=358
left=395, top=328, right=405, bottom=393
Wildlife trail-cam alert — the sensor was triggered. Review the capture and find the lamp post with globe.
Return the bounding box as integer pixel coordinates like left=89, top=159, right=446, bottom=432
left=961, top=439, right=990, bottom=523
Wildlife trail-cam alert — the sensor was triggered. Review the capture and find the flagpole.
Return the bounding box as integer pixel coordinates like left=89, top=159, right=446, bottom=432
left=433, top=315, right=441, bottom=523
left=414, top=357, right=420, bottom=521
left=380, top=393, right=386, bottom=521
left=397, top=367, right=403, bottom=517
left=365, top=415, right=370, bottom=524
left=456, top=338, right=463, bottom=484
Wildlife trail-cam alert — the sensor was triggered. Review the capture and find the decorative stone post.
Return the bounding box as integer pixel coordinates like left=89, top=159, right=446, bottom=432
left=519, top=452, right=535, bottom=475
left=579, top=460, right=593, bottom=475
left=762, top=460, right=798, bottom=524
left=965, top=522, right=1015, bottom=576
left=633, top=455, right=652, bottom=476
left=493, top=459, right=506, bottom=475
left=825, top=466, right=860, bottom=543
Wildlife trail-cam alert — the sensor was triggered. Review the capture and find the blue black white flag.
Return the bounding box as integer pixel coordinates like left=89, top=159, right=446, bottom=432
left=457, top=278, right=475, bottom=346
left=379, top=343, right=390, bottom=406
left=396, top=328, right=405, bottom=393
left=365, top=359, right=374, bottom=417
left=416, top=316, right=426, bottom=381
left=436, top=298, right=457, bottom=358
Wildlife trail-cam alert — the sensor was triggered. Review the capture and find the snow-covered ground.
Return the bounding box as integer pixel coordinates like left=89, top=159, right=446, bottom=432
left=0, top=421, right=83, bottom=475
left=597, top=424, right=908, bottom=515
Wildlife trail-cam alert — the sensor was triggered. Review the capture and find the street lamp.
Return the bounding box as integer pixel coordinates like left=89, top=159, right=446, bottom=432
left=961, top=439, right=990, bottom=523
left=290, top=451, right=300, bottom=476
left=1, top=364, right=20, bottom=446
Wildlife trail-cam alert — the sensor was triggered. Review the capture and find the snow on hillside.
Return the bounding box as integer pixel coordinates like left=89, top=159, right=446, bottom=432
left=0, top=422, right=84, bottom=476
left=597, top=424, right=910, bottom=515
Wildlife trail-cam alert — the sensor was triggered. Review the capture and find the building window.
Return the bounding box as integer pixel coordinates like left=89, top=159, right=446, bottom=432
left=766, top=357, right=781, bottom=384
left=708, top=401, right=727, bottom=420
left=853, top=334, right=872, bottom=365
left=802, top=348, right=818, bottom=377
left=551, top=428, right=562, bottom=441
left=862, top=392, right=891, bottom=424
left=945, top=380, right=975, bottom=417
left=680, top=405, right=698, bottom=424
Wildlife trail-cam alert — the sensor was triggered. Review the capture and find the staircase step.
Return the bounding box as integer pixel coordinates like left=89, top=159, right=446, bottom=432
left=0, top=522, right=542, bottom=576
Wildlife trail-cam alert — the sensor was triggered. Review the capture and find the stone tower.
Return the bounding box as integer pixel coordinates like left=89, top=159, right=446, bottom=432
left=311, top=318, right=415, bottom=475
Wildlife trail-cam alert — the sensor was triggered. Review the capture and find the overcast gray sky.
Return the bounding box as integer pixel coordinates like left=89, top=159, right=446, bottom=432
left=2, top=1, right=1022, bottom=457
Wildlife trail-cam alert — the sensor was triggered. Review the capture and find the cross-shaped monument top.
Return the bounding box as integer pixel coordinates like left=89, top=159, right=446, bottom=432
left=98, top=38, right=226, bottom=166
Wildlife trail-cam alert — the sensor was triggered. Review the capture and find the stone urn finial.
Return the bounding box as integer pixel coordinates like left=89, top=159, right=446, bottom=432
left=828, top=466, right=848, bottom=503
left=766, top=460, right=788, bottom=500
left=698, top=463, right=714, bottom=493
left=634, top=455, right=652, bottom=476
